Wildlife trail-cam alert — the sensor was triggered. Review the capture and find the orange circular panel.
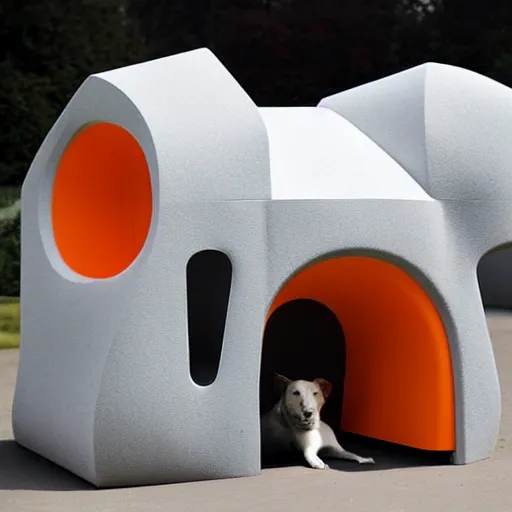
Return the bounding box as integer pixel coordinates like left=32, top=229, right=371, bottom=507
left=52, top=123, right=152, bottom=279
left=267, top=256, right=455, bottom=451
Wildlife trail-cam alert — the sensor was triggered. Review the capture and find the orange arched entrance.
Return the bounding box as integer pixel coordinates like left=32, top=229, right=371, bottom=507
left=267, top=256, right=455, bottom=451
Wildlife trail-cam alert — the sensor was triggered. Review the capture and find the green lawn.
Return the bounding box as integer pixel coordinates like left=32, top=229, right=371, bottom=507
left=0, top=297, right=20, bottom=349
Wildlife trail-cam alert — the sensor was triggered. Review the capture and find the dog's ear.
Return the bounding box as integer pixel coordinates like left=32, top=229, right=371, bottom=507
left=274, top=372, right=292, bottom=394
left=314, top=378, right=332, bottom=399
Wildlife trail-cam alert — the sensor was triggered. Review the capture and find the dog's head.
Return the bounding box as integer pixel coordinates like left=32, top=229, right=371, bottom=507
left=275, top=373, right=333, bottom=430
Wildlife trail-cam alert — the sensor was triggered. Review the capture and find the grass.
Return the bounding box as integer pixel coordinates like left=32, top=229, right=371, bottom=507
left=0, top=297, right=20, bottom=349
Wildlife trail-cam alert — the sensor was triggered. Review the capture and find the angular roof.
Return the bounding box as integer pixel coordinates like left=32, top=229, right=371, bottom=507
left=25, top=50, right=512, bottom=206
left=261, top=106, right=432, bottom=201
left=320, top=62, right=512, bottom=201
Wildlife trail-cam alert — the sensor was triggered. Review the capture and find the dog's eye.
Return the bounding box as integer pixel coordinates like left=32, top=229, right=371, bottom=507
left=313, top=391, right=318, bottom=396
left=292, top=390, right=300, bottom=396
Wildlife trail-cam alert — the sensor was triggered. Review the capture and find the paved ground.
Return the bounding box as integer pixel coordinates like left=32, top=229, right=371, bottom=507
left=1, top=311, right=511, bottom=511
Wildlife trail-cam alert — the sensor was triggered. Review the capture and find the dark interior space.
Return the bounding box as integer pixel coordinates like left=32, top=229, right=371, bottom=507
left=260, top=299, right=346, bottom=429
left=260, top=431, right=453, bottom=471
left=477, top=246, right=512, bottom=310
left=260, top=298, right=453, bottom=470
left=186, top=249, right=232, bottom=386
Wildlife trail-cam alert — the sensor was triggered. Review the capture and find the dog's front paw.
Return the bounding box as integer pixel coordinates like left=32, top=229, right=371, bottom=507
left=311, top=460, right=329, bottom=470
left=307, top=456, right=329, bottom=470
left=305, top=450, right=330, bottom=470
left=359, top=457, right=375, bottom=464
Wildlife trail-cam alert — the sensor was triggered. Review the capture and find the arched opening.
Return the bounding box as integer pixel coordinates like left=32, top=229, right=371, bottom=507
left=186, top=250, right=232, bottom=386
left=263, top=255, right=455, bottom=460
left=260, top=299, right=346, bottom=428
left=477, top=244, right=512, bottom=310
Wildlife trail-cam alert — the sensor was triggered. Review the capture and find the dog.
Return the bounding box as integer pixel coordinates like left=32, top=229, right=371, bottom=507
left=260, top=373, right=375, bottom=469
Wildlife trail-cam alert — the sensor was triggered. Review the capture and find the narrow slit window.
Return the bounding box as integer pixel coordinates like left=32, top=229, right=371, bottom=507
left=186, top=250, right=232, bottom=386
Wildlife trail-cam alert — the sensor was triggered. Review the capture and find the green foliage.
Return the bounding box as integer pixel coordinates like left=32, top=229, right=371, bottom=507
left=127, top=0, right=512, bottom=107
left=0, top=297, right=20, bottom=349
left=0, top=0, right=147, bottom=187
left=0, top=187, right=20, bottom=209
left=0, top=209, right=20, bottom=297
left=1, top=0, right=512, bottom=305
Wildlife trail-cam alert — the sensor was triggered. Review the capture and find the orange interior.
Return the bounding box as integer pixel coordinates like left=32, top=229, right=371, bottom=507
left=267, top=256, right=455, bottom=451
left=52, top=122, right=152, bottom=279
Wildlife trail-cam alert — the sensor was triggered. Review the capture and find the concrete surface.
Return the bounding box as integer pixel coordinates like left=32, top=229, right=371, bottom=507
left=1, top=310, right=511, bottom=511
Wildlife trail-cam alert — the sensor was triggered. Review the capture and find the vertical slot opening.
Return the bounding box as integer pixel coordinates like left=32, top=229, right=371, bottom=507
left=477, top=244, right=512, bottom=310
left=186, top=250, right=232, bottom=386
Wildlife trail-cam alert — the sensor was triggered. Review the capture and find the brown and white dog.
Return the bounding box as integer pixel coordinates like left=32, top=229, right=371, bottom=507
left=260, top=374, right=375, bottom=469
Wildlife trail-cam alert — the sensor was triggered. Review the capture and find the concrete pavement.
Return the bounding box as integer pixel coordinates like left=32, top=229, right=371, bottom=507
left=1, top=311, right=511, bottom=511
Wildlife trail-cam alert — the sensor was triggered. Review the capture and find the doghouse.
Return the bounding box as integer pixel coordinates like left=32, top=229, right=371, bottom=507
left=13, top=49, right=512, bottom=487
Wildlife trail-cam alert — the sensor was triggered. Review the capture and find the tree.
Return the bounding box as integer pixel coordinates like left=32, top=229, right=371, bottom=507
left=0, top=0, right=147, bottom=187
left=128, top=0, right=212, bottom=58
left=0, top=208, right=20, bottom=297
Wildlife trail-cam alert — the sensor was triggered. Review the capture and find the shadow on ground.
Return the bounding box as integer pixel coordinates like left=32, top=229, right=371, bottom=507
left=1, top=433, right=452, bottom=490
left=262, top=433, right=452, bottom=473
left=0, top=440, right=93, bottom=491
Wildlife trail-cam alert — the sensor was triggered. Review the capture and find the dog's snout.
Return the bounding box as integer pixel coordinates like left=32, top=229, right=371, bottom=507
left=304, top=410, right=313, bottom=419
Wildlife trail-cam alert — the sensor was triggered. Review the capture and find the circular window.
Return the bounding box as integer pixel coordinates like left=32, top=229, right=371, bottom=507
left=52, top=122, right=153, bottom=279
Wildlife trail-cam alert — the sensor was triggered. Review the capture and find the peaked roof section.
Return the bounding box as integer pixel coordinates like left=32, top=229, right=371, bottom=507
left=93, top=48, right=271, bottom=202
left=28, top=50, right=512, bottom=205
left=25, top=48, right=271, bottom=204
left=261, top=106, right=432, bottom=201
left=319, top=62, right=512, bottom=201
